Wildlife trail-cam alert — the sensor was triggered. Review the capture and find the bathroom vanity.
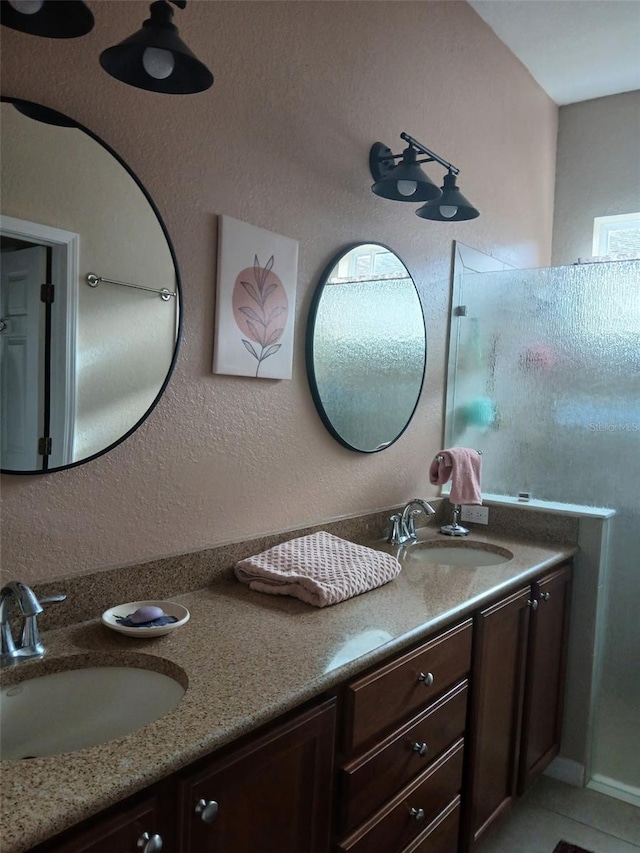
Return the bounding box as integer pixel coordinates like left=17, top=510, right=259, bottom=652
left=1, top=532, right=576, bottom=853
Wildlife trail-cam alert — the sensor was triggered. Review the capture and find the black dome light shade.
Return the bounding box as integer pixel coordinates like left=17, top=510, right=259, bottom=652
left=99, top=0, right=213, bottom=95
left=416, top=171, right=480, bottom=221
left=370, top=143, right=442, bottom=203
left=0, top=0, right=94, bottom=38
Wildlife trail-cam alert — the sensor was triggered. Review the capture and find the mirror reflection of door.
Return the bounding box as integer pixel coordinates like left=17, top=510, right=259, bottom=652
left=0, top=242, right=48, bottom=470
left=1, top=97, right=180, bottom=474
left=0, top=219, right=79, bottom=472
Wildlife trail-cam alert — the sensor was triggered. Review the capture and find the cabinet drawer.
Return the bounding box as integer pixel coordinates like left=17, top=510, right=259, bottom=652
left=340, top=681, right=468, bottom=832
left=344, top=620, right=472, bottom=752
left=403, top=796, right=461, bottom=853
left=338, top=739, right=464, bottom=853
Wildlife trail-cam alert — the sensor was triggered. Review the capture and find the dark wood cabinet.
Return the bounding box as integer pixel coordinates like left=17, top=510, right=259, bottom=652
left=463, top=561, right=573, bottom=851
left=32, top=793, right=171, bottom=853
left=462, top=586, right=532, bottom=850
left=28, top=560, right=573, bottom=853
left=32, top=699, right=335, bottom=853
left=519, top=563, right=572, bottom=793
left=178, top=697, right=336, bottom=853
left=337, top=621, right=472, bottom=853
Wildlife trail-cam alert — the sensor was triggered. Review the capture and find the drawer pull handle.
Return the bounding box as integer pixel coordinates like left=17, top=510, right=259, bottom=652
left=137, top=833, right=163, bottom=853
left=409, top=807, right=425, bottom=822
left=195, top=798, right=219, bottom=824
left=540, top=591, right=551, bottom=601
left=527, top=599, right=538, bottom=610
left=417, top=671, right=434, bottom=687
left=412, top=741, right=428, bottom=757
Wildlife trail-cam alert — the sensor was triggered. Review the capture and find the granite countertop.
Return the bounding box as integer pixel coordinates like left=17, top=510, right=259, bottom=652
left=1, top=529, right=577, bottom=852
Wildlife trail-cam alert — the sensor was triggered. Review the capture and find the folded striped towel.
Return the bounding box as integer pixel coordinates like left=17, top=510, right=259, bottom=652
left=234, top=531, right=402, bottom=608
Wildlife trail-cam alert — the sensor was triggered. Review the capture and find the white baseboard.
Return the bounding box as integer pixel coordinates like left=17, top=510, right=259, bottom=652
left=544, top=757, right=586, bottom=787
left=588, top=774, right=640, bottom=807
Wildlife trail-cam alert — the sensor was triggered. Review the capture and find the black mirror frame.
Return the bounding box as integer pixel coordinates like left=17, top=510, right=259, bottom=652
left=305, top=242, right=427, bottom=454
left=0, top=96, right=183, bottom=475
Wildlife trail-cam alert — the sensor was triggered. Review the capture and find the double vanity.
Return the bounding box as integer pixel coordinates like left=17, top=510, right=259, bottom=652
left=1, top=524, right=577, bottom=853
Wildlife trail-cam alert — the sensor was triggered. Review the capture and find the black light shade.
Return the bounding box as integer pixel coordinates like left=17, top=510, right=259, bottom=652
left=370, top=143, right=442, bottom=203
left=99, top=0, right=213, bottom=95
left=0, top=0, right=94, bottom=38
left=416, top=172, right=480, bottom=221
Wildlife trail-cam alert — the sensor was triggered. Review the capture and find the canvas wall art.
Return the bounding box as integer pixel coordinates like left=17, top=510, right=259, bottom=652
left=213, top=216, right=299, bottom=379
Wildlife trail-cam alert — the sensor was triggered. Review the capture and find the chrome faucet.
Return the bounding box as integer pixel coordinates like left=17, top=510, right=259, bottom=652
left=387, top=499, right=437, bottom=546
left=0, top=581, right=65, bottom=668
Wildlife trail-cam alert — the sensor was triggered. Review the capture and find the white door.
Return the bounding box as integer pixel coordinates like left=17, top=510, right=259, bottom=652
left=0, top=245, right=47, bottom=470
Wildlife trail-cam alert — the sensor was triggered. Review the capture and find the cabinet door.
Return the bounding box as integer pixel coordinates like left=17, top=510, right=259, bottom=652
left=462, top=586, right=531, bottom=851
left=178, top=698, right=335, bottom=853
left=519, top=563, right=572, bottom=793
left=36, top=795, right=168, bottom=853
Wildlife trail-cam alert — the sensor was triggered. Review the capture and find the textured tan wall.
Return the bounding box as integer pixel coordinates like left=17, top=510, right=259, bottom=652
left=0, top=1, right=557, bottom=583
left=552, top=90, right=640, bottom=265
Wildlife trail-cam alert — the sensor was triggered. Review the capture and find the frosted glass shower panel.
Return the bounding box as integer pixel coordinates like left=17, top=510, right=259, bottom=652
left=446, top=260, right=640, bottom=505
left=445, top=258, right=640, bottom=794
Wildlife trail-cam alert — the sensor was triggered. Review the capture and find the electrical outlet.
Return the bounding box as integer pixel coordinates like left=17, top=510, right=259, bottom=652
left=460, top=505, right=489, bottom=525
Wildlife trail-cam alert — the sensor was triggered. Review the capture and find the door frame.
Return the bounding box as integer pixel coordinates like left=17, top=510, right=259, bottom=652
left=0, top=215, right=79, bottom=468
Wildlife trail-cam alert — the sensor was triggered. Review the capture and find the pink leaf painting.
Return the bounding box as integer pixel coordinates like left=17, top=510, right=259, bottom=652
left=232, top=255, right=289, bottom=377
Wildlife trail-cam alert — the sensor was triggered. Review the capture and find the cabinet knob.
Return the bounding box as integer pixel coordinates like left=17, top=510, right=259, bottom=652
left=527, top=599, right=539, bottom=610
left=409, top=807, right=425, bottom=822
left=136, top=832, right=163, bottom=853
left=540, top=591, right=551, bottom=601
left=412, top=741, right=428, bottom=757
left=417, top=671, right=434, bottom=687
left=195, top=798, right=219, bottom=824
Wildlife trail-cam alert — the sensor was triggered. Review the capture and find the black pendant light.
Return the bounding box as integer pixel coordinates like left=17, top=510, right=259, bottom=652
left=370, top=142, right=442, bottom=203
left=369, top=132, right=480, bottom=222
left=416, top=171, right=480, bottom=221
left=99, top=0, right=213, bottom=95
left=0, top=0, right=94, bottom=38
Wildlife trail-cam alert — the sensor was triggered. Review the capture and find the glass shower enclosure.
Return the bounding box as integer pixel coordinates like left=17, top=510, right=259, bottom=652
left=445, top=256, right=640, bottom=802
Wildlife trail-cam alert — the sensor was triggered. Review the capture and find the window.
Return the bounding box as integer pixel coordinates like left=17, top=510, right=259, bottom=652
left=592, top=212, right=640, bottom=259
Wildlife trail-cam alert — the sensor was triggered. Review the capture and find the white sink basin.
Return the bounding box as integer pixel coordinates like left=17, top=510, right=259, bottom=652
left=0, top=666, right=186, bottom=761
left=407, top=543, right=513, bottom=567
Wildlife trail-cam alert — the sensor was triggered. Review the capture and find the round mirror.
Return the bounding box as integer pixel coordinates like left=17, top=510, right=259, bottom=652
left=306, top=243, right=426, bottom=452
left=0, top=97, right=181, bottom=474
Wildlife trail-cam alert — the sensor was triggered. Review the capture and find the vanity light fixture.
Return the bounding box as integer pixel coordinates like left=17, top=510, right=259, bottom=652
left=0, top=0, right=94, bottom=38
left=99, top=0, right=214, bottom=95
left=369, top=132, right=480, bottom=221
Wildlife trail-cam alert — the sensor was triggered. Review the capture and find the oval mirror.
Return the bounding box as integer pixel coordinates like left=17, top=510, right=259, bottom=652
left=306, top=243, right=426, bottom=452
left=0, top=97, right=181, bottom=474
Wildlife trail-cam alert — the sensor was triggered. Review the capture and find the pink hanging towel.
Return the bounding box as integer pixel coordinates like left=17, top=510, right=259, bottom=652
left=429, top=447, right=482, bottom=505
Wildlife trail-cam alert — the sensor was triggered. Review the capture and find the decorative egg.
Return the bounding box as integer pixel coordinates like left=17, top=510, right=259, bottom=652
left=130, top=605, right=165, bottom=624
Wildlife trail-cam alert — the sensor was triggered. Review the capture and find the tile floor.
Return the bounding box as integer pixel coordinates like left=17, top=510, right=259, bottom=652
left=479, top=777, right=640, bottom=853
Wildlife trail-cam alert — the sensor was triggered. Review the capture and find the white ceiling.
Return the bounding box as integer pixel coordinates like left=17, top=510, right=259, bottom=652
left=468, top=0, right=640, bottom=105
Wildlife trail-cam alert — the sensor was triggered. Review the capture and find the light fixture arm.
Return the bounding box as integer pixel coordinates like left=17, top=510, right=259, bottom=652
left=400, top=132, right=460, bottom=176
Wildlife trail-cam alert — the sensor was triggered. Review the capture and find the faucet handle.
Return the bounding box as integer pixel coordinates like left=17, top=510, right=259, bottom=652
left=387, top=514, right=405, bottom=545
